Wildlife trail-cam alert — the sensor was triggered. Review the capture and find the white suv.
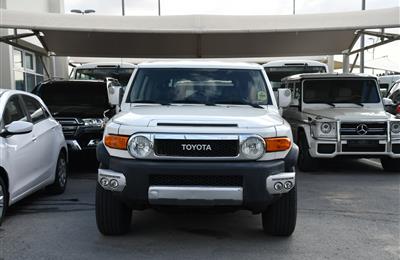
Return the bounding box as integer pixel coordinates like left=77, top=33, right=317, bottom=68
left=0, top=90, right=68, bottom=225
left=281, top=73, right=400, bottom=172
left=96, top=61, right=298, bottom=236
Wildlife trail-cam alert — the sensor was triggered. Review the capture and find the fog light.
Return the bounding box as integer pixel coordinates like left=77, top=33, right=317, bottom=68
left=100, top=177, right=109, bottom=187
left=274, top=182, right=283, bottom=191
left=109, top=179, right=119, bottom=188
left=284, top=181, right=293, bottom=189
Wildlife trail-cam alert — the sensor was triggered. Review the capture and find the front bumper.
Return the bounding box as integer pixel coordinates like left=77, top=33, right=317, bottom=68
left=97, top=142, right=298, bottom=213
left=309, top=138, right=400, bottom=158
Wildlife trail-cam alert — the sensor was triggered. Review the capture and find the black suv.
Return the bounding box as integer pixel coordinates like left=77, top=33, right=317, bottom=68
left=33, top=80, right=113, bottom=157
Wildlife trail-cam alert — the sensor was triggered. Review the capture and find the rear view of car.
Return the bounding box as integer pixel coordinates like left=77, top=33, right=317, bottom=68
left=33, top=80, right=113, bottom=158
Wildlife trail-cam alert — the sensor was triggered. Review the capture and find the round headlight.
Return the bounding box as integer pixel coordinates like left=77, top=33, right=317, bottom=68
left=128, top=135, right=153, bottom=158
left=391, top=122, right=400, bottom=134
left=320, top=122, right=333, bottom=134
left=241, top=136, right=265, bottom=160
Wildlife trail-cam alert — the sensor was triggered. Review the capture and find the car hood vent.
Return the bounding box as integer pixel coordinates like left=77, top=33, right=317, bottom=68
left=157, top=123, right=238, bottom=127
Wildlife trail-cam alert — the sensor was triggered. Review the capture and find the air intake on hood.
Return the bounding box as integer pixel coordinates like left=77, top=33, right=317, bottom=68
left=157, top=123, right=238, bottom=127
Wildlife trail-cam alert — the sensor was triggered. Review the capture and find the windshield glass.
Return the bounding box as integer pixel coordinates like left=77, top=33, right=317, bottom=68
left=74, top=68, right=134, bottom=86
left=37, top=82, right=109, bottom=108
left=303, top=79, right=380, bottom=104
left=265, top=66, right=327, bottom=90
left=127, top=68, right=272, bottom=105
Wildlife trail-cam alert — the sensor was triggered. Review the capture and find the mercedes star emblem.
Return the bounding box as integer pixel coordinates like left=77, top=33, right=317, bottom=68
left=356, top=124, right=368, bottom=135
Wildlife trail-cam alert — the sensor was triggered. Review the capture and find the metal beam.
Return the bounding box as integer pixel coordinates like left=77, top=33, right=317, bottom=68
left=350, top=53, right=359, bottom=73
left=348, top=36, right=400, bottom=55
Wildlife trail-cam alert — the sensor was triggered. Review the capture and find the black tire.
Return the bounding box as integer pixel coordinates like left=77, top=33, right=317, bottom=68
left=0, top=177, right=8, bottom=226
left=96, top=183, right=132, bottom=235
left=380, top=157, right=400, bottom=172
left=298, top=132, right=318, bottom=172
left=46, top=152, right=68, bottom=195
left=262, top=186, right=297, bottom=236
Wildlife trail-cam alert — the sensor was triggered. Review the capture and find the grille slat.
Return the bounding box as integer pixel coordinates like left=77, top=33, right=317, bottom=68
left=150, top=175, right=243, bottom=187
left=56, top=117, right=80, bottom=137
left=340, top=122, right=387, bottom=136
left=154, top=139, right=239, bottom=157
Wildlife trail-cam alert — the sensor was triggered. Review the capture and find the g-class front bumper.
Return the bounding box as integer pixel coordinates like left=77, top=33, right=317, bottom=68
left=96, top=142, right=298, bottom=213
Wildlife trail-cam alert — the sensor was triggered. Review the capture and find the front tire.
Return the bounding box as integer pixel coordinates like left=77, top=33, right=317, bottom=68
left=298, top=132, right=318, bottom=172
left=96, top=184, right=132, bottom=235
left=0, top=177, right=8, bottom=226
left=381, top=157, right=400, bottom=172
left=262, top=186, right=297, bottom=236
left=46, top=152, right=68, bottom=195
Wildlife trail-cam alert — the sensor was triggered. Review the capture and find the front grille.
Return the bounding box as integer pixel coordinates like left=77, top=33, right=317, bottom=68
left=342, top=140, right=385, bottom=152
left=57, top=118, right=80, bottom=137
left=340, top=122, right=387, bottom=136
left=150, top=175, right=243, bottom=187
left=154, top=139, right=239, bottom=157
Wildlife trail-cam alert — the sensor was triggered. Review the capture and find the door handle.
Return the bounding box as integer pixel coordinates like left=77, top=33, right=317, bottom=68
left=32, top=136, right=37, bottom=142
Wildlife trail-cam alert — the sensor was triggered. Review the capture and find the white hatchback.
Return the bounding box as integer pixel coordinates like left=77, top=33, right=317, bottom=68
left=0, top=89, right=68, bottom=225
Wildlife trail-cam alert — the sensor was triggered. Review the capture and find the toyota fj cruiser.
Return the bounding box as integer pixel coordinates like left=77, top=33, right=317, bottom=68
left=96, top=61, right=298, bottom=236
left=281, top=73, right=400, bottom=172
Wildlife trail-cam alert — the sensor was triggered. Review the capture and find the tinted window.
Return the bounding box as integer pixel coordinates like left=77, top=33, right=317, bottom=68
left=128, top=68, right=271, bottom=105
left=36, top=82, right=109, bottom=108
left=388, top=83, right=400, bottom=103
left=265, top=66, right=327, bottom=90
left=22, top=95, right=47, bottom=124
left=3, top=96, right=27, bottom=126
left=303, top=79, right=380, bottom=104
left=74, top=68, right=134, bottom=86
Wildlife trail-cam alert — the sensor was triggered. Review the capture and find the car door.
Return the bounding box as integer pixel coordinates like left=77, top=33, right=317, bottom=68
left=0, top=95, right=38, bottom=201
left=20, top=95, right=57, bottom=186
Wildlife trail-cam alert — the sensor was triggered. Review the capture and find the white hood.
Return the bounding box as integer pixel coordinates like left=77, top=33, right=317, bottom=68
left=303, top=107, right=390, bottom=121
left=114, top=105, right=283, bottom=128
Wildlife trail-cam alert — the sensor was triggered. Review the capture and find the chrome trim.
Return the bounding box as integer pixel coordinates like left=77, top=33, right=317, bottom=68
left=66, top=140, right=82, bottom=151
left=98, top=169, right=126, bottom=192
left=148, top=186, right=243, bottom=205
left=266, top=172, right=295, bottom=194
left=128, top=133, right=267, bottom=161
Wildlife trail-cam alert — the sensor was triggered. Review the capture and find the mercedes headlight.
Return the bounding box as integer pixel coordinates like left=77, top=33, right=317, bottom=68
left=312, top=121, right=337, bottom=139
left=390, top=121, right=400, bottom=138
left=241, top=136, right=265, bottom=159
left=128, top=135, right=153, bottom=158
left=82, top=118, right=104, bottom=127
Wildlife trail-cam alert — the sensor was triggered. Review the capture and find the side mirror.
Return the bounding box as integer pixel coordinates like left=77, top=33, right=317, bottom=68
left=277, top=88, right=292, bottom=108
left=106, top=78, right=122, bottom=106
left=0, top=121, right=33, bottom=137
left=383, top=97, right=395, bottom=106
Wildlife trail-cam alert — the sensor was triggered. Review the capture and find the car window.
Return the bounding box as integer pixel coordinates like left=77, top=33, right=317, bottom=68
left=3, top=95, right=28, bottom=126
left=21, top=95, right=47, bottom=124
left=128, top=68, right=272, bottom=105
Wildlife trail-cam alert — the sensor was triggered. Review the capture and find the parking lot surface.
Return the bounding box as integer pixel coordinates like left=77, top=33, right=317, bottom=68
left=0, top=159, right=399, bottom=260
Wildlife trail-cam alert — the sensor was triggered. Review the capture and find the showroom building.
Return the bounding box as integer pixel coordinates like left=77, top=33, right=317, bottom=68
left=0, top=0, right=68, bottom=91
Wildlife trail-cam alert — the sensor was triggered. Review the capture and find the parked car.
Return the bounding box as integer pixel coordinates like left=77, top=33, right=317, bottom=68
left=0, top=89, right=67, bottom=225
left=280, top=73, right=400, bottom=172
left=33, top=80, right=113, bottom=157
left=378, top=75, right=400, bottom=96
left=70, top=62, right=136, bottom=86
left=385, top=79, right=400, bottom=116
left=96, top=61, right=298, bottom=236
left=263, top=60, right=328, bottom=91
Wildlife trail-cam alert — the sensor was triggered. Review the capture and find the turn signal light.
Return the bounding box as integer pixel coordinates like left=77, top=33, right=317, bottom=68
left=264, top=137, right=291, bottom=152
left=104, top=134, right=129, bottom=150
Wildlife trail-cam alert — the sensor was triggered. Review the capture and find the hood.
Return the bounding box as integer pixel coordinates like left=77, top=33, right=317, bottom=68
left=113, top=105, right=283, bottom=128
left=48, top=105, right=106, bottom=118
left=303, top=107, right=390, bottom=121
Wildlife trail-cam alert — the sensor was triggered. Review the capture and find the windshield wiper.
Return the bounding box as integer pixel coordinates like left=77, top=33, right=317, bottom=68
left=132, top=100, right=170, bottom=105
left=213, top=101, right=264, bottom=109
left=348, top=102, right=364, bottom=107
left=321, top=102, right=336, bottom=107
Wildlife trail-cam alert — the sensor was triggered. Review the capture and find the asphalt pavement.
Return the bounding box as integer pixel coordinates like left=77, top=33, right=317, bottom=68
left=0, top=158, right=399, bottom=260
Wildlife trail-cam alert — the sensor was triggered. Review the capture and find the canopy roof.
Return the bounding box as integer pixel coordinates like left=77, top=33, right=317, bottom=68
left=0, top=7, right=399, bottom=58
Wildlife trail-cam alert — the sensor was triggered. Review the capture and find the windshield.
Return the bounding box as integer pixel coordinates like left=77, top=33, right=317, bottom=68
left=303, top=79, right=380, bottom=104
left=37, top=82, right=109, bottom=108
left=265, top=66, right=327, bottom=90
left=74, top=68, right=134, bottom=86
left=127, top=68, right=272, bottom=105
